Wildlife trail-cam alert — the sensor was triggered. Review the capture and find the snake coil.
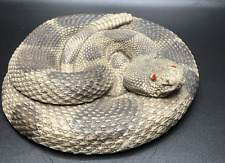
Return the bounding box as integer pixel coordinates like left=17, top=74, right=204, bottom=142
left=2, top=13, right=199, bottom=154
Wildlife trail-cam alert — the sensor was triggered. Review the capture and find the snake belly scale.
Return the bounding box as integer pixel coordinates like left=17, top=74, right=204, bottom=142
left=1, top=13, right=199, bottom=154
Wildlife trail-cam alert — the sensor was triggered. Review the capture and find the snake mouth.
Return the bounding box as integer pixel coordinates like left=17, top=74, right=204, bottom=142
left=159, top=88, right=177, bottom=97
left=161, top=83, right=173, bottom=87
left=158, top=83, right=183, bottom=97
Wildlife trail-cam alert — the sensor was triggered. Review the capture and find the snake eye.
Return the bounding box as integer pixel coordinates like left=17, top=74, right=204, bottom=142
left=151, top=74, right=156, bottom=81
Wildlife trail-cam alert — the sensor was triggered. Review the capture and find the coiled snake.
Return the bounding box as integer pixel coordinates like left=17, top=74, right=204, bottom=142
left=2, top=13, right=199, bottom=154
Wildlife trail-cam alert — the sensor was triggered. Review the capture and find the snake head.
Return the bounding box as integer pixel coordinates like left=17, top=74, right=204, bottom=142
left=123, top=57, right=184, bottom=97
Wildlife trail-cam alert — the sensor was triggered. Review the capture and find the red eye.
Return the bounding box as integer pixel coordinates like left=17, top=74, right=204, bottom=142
left=151, top=74, right=156, bottom=81
left=172, top=65, right=176, bottom=68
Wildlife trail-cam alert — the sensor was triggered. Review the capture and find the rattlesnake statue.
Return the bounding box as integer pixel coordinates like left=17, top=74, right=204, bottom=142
left=2, top=13, right=199, bottom=154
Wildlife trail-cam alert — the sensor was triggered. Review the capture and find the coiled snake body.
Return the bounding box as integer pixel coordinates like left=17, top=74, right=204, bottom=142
left=2, top=13, right=199, bottom=154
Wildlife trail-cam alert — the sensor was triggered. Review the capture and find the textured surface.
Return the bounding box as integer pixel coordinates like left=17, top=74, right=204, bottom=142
left=2, top=13, right=198, bottom=155
left=1, top=1, right=225, bottom=162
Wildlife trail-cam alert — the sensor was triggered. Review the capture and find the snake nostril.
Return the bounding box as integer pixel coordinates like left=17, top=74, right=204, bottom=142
left=177, top=84, right=183, bottom=88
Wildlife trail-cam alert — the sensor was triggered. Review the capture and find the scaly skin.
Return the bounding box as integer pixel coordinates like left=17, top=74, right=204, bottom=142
left=2, top=13, right=199, bottom=154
